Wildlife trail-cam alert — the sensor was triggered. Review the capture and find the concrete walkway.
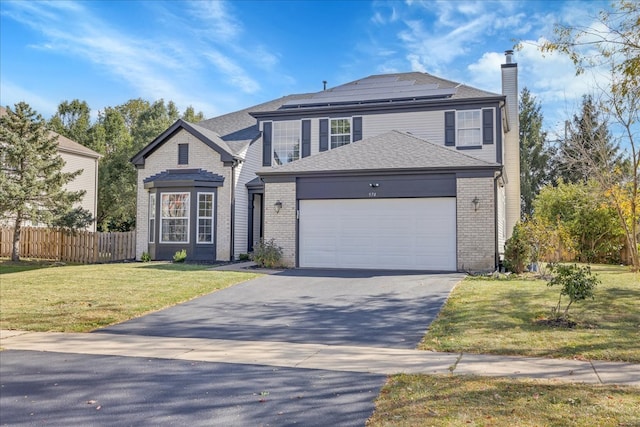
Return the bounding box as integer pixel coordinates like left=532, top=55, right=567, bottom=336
left=2, top=330, right=639, bottom=387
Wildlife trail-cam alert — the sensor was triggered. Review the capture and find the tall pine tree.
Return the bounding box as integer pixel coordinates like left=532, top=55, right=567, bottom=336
left=0, top=103, right=88, bottom=260
left=519, top=88, right=552, bottom=217
left=555, top=95, right=620, bottom=183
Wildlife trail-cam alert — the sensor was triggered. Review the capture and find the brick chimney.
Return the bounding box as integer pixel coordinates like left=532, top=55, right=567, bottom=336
left=501, top=49, right=520, bottom=239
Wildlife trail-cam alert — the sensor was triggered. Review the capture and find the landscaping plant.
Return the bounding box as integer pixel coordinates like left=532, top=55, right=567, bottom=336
left=251, top=239, right=283, bottom=268
left=173, top=249, right=187, bottom=263
left=547, top=263, right=600, bottom=320
left=504, top=221, right=531, bottom=273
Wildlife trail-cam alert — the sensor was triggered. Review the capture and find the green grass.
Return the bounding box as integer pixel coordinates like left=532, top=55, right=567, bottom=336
left=420, top=264, right=640, bottom=363
left=0, top=260, right=260, bottom=332
left=367, top=374, right=640, bottom=427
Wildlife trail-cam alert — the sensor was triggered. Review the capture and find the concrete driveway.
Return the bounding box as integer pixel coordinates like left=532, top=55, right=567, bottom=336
left=1, top=269, right=463, bottom=426
left=97, top=269, right=464, bottom=348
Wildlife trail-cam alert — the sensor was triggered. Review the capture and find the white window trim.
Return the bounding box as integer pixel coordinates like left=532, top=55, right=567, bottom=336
left=196, top=192, right=215, bottom=244
left=329, top=117, right=352, bottom=149
left=456, top=109, right=482, bottom=147
left=148, top=193, right=156, bottom=244
left=160, top=192, right=190, bottom=244
left=272, top=120, right=302, bottom=165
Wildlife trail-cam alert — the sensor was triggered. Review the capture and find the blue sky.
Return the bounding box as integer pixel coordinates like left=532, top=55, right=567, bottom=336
left=1, top=0, right=612, bottom=137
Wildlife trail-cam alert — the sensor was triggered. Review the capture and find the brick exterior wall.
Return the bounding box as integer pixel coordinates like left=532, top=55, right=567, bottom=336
left=263, top=180, right=297, bottom=267
left=135, top=129, right=232, bottom=260
left=457, top=177, right=496, bottom=272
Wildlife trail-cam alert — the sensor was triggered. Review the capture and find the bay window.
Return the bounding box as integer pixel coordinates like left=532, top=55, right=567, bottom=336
left=161, top=192, right=189, bottom=243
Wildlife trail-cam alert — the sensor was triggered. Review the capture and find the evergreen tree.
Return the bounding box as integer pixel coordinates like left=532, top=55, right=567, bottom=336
left=519, top=88, right=552, bottom=217
left=0, top=102, right=90, bottom=261
left=555, top=95, right=620, bottom=183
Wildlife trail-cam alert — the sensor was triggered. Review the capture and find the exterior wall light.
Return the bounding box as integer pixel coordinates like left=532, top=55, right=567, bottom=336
left=274, top=200, right=282, bottom=214
left=472, top=197, right=480, bottom=212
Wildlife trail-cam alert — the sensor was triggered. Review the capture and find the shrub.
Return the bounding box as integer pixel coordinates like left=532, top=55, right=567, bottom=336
left=141, top=251, right=151, bottom=262
left=238, top=253, right=250, bottom=261
left=504, top=222, right=531, bottom=274
left=173, top=249, right=187, bottom=263
left=251, top=239, right=283, bottom=268
left=546, top=263, right=600, bottom=319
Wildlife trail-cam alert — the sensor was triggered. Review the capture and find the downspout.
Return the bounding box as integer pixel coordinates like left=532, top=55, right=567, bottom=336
left=229, top=158, right=241, bottom=261
left=494, top=166, right=504, bottom=271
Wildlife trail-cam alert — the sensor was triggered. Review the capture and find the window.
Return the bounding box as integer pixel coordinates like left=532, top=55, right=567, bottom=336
left=330, top=118, right=351, bottom=149
left=178, top=144, right=189, bottom=165
left=149, top=193, right=156, bottom=243
left=197, top=193, right=214, bottom=244
left=272, top=121, right=300, bottom=165
left=161, top=192, right=189, bottom=243
left=456, top=110, right=481, bottom=147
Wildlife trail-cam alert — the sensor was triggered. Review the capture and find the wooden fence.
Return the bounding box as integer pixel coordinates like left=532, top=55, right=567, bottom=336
left=0, top=227, right=136, bottom=263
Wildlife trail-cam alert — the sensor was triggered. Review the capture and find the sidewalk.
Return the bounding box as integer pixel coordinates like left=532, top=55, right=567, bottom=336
left=2, top=330, right=639, bottom=386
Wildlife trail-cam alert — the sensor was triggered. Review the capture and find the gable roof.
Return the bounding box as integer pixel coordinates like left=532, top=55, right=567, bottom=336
left=0, top=106, right=100, bottom=159
left=258, top=130, right=500, bottom=177
left=130, top=119, right=240, bottom=166
left=131, top=94, right=315, bottom=165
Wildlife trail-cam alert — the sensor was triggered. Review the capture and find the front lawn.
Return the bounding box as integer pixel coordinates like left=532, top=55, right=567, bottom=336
left=367, top=374, right=640, bottom=427
left=420, top=265, right=640, bottom=363
left=0, top=260, right=260, bottom=332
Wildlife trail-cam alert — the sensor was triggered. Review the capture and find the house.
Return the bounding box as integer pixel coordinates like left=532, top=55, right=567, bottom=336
left=0, top=106, right=101, bottom=232
left=132, top=50, right=519, bottom=272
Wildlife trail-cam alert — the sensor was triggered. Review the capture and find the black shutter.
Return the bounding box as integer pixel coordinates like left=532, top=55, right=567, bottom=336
left=483, top=109, right=494, bottom=145
left=301, top=120, right=311, bottom=158
left=178, top=144, right=189, bottom=165
left=444, top=111, right=455, bottom=146
left=353, top=116, right=362, bottom=142
left=319, top=119, right=328, bottom=152
left=262, top=122, right=272, bottom=166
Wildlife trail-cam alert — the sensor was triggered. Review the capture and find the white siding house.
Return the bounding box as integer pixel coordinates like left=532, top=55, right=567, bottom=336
left=132, top=51, right=520, bottom=272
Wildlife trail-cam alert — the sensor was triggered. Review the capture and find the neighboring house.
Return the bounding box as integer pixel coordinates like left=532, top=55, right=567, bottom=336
left=0, top=106, right=101, bottom=232
left=132, top=51, right=520, bottom=272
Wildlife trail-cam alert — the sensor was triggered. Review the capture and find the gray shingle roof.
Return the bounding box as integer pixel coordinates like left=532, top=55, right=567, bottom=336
left=196, top=94, right=314, bottom=154
left=280, top=72, right=501, bottom=110
left=258, top=130, right=499, bottom=176
left=143, top=168, right=224, bottom=184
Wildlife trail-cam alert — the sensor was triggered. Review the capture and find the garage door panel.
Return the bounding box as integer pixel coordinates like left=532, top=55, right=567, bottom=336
left=299, top=198, right=456, bottom=271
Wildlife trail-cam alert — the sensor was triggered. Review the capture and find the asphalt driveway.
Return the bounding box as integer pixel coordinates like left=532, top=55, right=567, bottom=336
left=1, top=270, right=463, bottom=426
left=97, top=269, right=464, bottom=349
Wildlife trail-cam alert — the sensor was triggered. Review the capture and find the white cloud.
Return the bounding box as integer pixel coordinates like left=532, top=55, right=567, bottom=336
left=204, top=51, right=260, bottom=94
left=467, top=52, right=504, bottom=94
left=186, top=0, right=242, bottom=41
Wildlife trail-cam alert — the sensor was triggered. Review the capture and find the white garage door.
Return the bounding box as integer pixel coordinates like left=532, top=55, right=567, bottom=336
left=299, top=198, right=456, bottom=271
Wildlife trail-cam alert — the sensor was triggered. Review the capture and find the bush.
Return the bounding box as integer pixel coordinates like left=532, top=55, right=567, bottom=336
left=141, top=252, right=151, bottom=262
left=173, top=249, right=187, bottom=263
left=547, top=263, right=600, bottom=319
left=238, top=253, right=250, bottom=261
left=504, top=222, right=531, bottom=274
left=251, top=239, right=283, bottom=268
